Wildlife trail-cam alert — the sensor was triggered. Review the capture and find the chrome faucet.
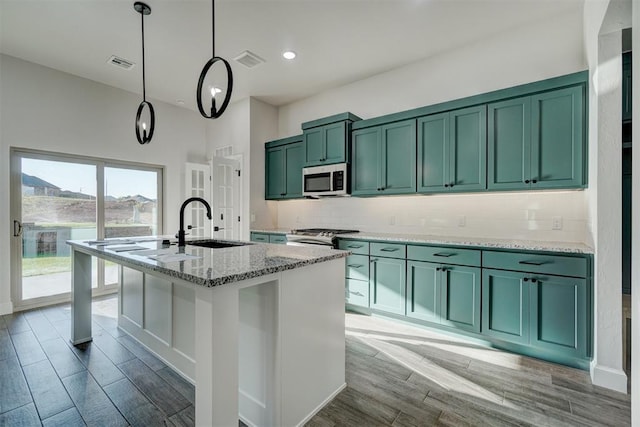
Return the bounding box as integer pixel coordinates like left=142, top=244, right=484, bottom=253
left=178, top=197, right=212, bottom=247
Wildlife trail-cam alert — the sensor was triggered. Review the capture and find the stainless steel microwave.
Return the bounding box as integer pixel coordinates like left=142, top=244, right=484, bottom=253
left=302, top=163, right=349, bottom=197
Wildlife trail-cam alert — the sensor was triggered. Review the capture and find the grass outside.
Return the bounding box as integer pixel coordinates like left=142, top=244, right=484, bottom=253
left=22, top=256, right=71, bottom=277
left=22, top=257, right=118, bottom=277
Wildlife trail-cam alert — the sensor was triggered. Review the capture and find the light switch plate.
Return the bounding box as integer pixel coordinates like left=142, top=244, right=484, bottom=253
left=552, top=216, right=563, bottom=230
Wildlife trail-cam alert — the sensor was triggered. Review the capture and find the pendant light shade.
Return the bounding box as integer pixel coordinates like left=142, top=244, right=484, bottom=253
left=134, top=2, right=155, bottom=144
left=196, top=0, right=233, bottom=119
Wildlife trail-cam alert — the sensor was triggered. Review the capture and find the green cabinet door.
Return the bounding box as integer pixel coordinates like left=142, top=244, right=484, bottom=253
left=449, top=105, right=487, bottom=191
left=406, top=261, right=440, bottom=323
left=381, top=120, right=416, bottom=194
left=284, top=142, right=304, bottom=198
left=265, top=147, right=285, bottom=199
left=324, top=122, right=347, bottom=164
left=531, top=86, right=584, bottom=189
left=370, top=257, right=406, bottom=315
left=417, top=112, right=449, bottom=193
left=482, top=269, right=530, bottom=345
left=488, top=97, right=531, bottom=191
left=304, top=128, right=324, bottom=165
left=440, top=265, right=481, bottom=333
left=351, top=127, right=381, bottom=195
left=530, top=276, right=587, bottom=358
left=623, top=52, right=632, bottom=122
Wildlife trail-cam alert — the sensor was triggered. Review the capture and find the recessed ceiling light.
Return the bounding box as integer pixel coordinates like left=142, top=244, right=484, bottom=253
left=282, top=51, right=297, bottom=60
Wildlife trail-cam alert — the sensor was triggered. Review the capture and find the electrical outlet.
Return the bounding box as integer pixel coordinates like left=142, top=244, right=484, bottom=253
left=458, top=215, right=466, bottom=227
left=250, top=213, right=256, bottom=222
left=389, top=216, right=396, bottom=226
left=552, top=216, right=563, bottom=230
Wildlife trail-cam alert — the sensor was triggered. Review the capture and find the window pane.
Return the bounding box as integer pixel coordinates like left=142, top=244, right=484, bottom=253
left=104, top=167, right=159, bottom=239
left=21, top=158, right=97, bottom=300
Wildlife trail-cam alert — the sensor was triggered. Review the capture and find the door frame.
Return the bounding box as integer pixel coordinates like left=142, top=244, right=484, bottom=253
left=10, top=147, right=165, bottom=311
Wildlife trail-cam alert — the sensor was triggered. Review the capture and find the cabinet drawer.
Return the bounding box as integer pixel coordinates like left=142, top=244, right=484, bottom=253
left=268, top=234, right=287, bottom=244
left=346, top=254, right=369, bottom=281
left=407, top=245, right=481, bottom=267
left=346, top=279, right=369, bottom=307
left=370, top=242, right=406, bottom=259
left=338, top=239, right=369, bottom=255
left=483, top=251, right=587, bottom=278
left=250, top=232, right=269, bottom=243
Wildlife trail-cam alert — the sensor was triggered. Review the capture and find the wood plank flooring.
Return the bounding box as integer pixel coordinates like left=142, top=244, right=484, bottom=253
left=0, top=296, right=631, bottom=426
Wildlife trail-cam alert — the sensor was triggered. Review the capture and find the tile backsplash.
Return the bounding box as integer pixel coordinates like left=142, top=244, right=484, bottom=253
left=277, top=190, right=589, bottom=243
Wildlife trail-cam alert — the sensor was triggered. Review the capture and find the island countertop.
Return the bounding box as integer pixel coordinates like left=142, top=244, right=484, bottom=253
left=67, top=238, right=348, bottom=287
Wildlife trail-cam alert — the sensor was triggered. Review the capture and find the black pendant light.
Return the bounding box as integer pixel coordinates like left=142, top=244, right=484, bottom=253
left=134, top=2, right=155, bottom=144
left=196, top=0, right=233, bottom=119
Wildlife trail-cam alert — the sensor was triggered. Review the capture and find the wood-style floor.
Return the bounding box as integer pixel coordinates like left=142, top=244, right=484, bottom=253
left=0, top=296, right=631, bottom=426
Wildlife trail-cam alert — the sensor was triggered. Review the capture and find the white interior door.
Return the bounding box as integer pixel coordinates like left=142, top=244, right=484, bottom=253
left=184, top=162, right=212, bottom=238
left=210, top=156, right=241, bottom=240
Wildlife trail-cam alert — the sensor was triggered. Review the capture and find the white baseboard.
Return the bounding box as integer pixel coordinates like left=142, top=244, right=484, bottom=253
left=590, top=363, right=628, bottom=393
left=295, top=382, right=346, bottom=427
left=0, top=301, right=13, bottom=315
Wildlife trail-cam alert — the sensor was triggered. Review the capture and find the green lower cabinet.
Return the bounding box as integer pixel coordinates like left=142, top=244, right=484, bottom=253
left=346, top=279, right=369, bottom=307
left=530, top=275, right=587, bottom=358
left=406, top=261, right=440, bottom=323
left=268, top=234, right=287, bottom=244
left=370, top=257, right=406, bottom=315
left=406, top=261, right=480, bottom=333
left=250, top=232, right=269, bottom=243
left=346, top=254, right=370, bottom=282
left=440, top=265, right=481, bottom=333
left=482, top=269, right=530, bottom=345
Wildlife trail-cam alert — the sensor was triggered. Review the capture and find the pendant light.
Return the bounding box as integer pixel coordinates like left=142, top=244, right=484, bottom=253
left=196, top=0, right=233, bottom=119
left=134, top=2, right=155, bottom=144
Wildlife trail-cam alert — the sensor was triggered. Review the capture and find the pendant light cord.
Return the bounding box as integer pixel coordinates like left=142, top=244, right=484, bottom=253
left=211, top=0, right=215, bottom=58
left=141, top=10, right=146, bottom=102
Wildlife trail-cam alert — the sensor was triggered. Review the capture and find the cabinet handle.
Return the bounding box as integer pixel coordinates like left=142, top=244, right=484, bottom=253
left=519, top=260, right=547, bottom=266
left=350, top=291, right=364, bottom=296
left=449, top=183, right=454, bottom=188
left=380, top=247, right=399, bottom=252
left=371, top=258, right=379, bottom=263
left=433, top=253, right=455, bottom=257
left=444, top=184, right=450, bottom=188
left=532, top=179, right=537, bottom=184
left=347, top=264, right=363, bottom=268
left=436, top=267, right=441, bottom=271
left=523, top=277, right=529, bottom=282
left=347, top=244, right=363, bottom=249
left=280, top=193, right=286, bottom=196
left=531, top=278, right=538, bottom=283
left=524, top=179, right=530, bottom=184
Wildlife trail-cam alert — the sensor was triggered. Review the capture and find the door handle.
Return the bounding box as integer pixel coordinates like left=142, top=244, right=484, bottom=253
left=519, top=260, right=547, bottom=266
left=433, top=253, right=455, bottom=257
left=13, top=220, right=22, bottom=237
left=380, top=247, right=399, bottom=252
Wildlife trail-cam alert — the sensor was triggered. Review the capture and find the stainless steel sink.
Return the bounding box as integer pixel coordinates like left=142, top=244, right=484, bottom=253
left=187, top=240, right=252, bottom=249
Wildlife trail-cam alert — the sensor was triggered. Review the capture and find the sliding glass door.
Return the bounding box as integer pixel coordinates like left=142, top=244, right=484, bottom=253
left=10, top=149, right=163, bottom=309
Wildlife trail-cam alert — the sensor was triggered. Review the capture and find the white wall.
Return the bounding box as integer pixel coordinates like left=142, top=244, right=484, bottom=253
left=0, top=54, right=208, bottom=314
left=275, top=11, right=589, bottom=243
left=205, top=97, right=279, bottom=237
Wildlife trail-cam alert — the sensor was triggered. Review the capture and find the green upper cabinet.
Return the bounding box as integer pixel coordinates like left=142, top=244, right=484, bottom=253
left=530, top=86, right=584, bottom=189
left=351, top=119, right=416, bottom=196
left=623, top=52, right=632, bottom=122
left=265, top=135, right=304, bottom=200
left=302, top=113, right=361, bottom=166
left=487, top=96, right=531, bottom=191
left=417, top=106, right=486, bottom=193
left=488, top=86, right=585, bottom=190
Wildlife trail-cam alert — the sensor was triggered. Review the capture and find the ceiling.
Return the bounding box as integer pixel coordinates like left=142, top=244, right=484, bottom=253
left=1, top=0, right=584, bottom=111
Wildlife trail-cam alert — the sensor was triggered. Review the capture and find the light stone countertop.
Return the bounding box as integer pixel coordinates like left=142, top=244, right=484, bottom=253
left=250, top=228, right=291, bottom=234
left=337, top=232, right=593, bottom=254
left=67, top=238, right=349, bottom=287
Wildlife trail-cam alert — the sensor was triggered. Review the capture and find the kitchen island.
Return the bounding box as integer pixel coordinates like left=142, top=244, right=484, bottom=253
left=67, top=238, right=349, bottom=427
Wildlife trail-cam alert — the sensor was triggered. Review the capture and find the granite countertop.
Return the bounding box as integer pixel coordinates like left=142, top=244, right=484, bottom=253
left=67, top=237, right=348, bottom=287
left=338, top=232, right=594, bottom=254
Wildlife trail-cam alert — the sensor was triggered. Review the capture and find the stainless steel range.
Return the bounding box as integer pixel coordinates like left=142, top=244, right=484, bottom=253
left=286, top=228, right=359, bottom=247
